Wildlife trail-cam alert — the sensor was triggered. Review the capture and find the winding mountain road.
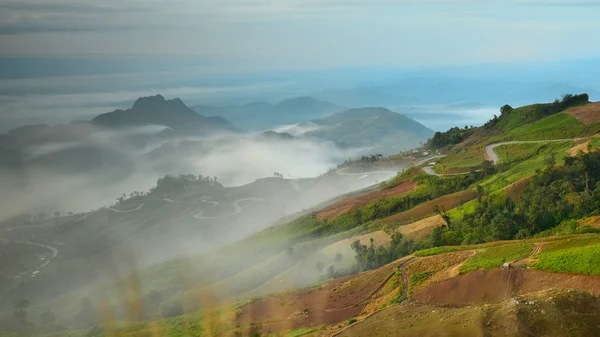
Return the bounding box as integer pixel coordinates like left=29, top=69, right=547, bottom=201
left=419, top=139, right=574, bottom=176
left=193, top=198, right=263, bottom=219
left=0, top=237, right=58, bottom=271
left=77, top=202, right=146, bottom=221
left=484, top=139, right=573, bottom=164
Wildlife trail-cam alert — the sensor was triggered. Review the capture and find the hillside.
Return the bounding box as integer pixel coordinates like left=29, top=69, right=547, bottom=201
left=307, top=107, right=434, bottom=155
left=192, top=96, right=345, bottom=131
left=5, top=94, right=600, bottom=337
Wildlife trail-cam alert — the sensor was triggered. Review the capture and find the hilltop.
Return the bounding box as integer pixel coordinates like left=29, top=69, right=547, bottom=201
left=192, top=96, right=345, bottom=130
left=92, top=94, right=237, bottom=136
left=307, top=107, right=434, bottom=154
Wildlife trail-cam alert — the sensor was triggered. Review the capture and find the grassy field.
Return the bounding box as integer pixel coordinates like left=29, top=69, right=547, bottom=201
left=459, top=243, right=532, bottom=274
left=435, top=145, right=485, bottom=173
left=495, top=113, right=600, bottom=142
left=537, top=235, right=600, bottom=254
left=494, top=142, right=567, bottom=165
left=591, top=137, right=600, bottom=150
left=535, top=243, right=600, bottom=275
left=480, top=140, right=573, bottom=191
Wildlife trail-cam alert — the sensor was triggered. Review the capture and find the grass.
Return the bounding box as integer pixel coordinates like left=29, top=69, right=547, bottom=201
left=535, top=243, right=600, bottom=275
left=436, top=147, right=485, bottom=172
left=414, top=246, right=473, bottom=257
left=447, top=189, right=506, bottom=221
left=496, top=113, right=600, bottom=142
left=459, top=243, right=532, bottom=274
left=591, top=137, right=600, bottom=150
left=408, top=272, right=434, bottom=294
left=480, top=140, right=573, bottom=191
left=286, top=327, right=320, bottom=336
left=494, top=142, right=561, bottom=165
left=535, top=235, right=600, bottom=255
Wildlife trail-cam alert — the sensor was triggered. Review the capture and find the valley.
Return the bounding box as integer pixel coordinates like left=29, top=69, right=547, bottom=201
left=2, top=94, right=600, bottom=337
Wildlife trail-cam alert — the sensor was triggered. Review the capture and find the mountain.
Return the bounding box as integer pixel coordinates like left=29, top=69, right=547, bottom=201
left=192, top=96, right=345, bottom=130
left=92, top=94, right=237, bottom=135
left=306, top=107, right=434, bottom=154
left=260, top=130, right=294, bottom=140
left=314, top=77, right=600, bottom=107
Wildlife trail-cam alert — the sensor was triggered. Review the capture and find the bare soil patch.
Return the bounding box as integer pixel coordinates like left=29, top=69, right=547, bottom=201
left=236, top=258, right=408, bottom=335
left=564, top=102, right=600, bottom=124
left=316, top=181, right=417, bottom=221
left=567, top=139, right=591, bottom=156
left=374, top=190, right=478, bottom=226
left=412, top=268, right=600, bottom=306
left=397, top=215, right=444, bottom=240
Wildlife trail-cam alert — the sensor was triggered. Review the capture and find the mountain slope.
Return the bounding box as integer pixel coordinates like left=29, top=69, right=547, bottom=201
left=192, top=96, right=345, bottom=130
left=92, top=94, right=237, bottom=135
left=306, top=107, right=433, bottom=154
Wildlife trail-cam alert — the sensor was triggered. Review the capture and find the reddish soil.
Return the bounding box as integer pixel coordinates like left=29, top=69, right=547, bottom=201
left=316, top=181, right=417, bottom=221
left=236, top=258, right=409, bottom=335
left=445, top=167, right=474, bottom=174
left=564, top=102, right=600, bottom=124
left=412, top=268, right=600, bottom=306
left=374, top=190, right=478, bottom=226
left=568, top=138, right=592, bottom=156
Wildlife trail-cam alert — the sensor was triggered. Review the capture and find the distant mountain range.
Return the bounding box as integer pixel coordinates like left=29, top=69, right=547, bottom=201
left=92, top=94, right=237, bottom=135
left=192, top=96, right=345, bottom=131
left=306, top=107, right=433, bottom=154
left=313, top=77, right=600, bottom=108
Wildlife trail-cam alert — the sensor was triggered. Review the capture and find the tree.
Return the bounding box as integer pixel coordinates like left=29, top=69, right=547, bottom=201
left=481, top=160, right=494, bottom=176
left=326, top=265, right=336, bottom=279
left=544, top=152, right=556, bottom=169
left=54, top=211, right=60, bottom=218
left=500, top=104, right=513, bottom=116
left=13, top=300, right=29, bottom=325
left=476, top=185, right=485, bottom=203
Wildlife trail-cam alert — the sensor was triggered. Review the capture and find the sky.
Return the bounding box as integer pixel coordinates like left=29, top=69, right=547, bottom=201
left=1, top=0, right=600, bottom=70
left=1, top=0, right=600, bottom=131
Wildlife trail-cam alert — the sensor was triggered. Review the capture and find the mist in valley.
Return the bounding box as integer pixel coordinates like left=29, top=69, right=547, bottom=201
left=0, top=96, right=415, bottom=332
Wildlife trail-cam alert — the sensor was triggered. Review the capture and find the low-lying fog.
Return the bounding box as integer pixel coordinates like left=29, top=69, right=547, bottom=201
left=0, top=124, right=379, bottom=221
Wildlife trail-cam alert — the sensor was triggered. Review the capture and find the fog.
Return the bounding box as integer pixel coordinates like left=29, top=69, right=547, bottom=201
left=0, top=126, right=370, bottom=219
left=0, top=115, right=413, bottom=331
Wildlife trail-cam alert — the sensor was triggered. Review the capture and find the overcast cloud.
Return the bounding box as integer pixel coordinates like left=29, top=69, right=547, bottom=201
left=1, top=0, right=599, bottom=68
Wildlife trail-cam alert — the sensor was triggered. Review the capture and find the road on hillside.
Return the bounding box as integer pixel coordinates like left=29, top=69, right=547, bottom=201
left=414, top=155, right=446, bottom=167
left=484, top=139, right=573, bottom=164
left=77, top=202, right=146, bottom=221
left=193, top=197, right=263, bottom=219
left=419, top=139, right=573, bottom=176
left=0, top=237, right=58, bottom=272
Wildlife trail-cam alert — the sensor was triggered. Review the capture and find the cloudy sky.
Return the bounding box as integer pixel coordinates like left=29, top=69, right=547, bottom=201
left=1, top=0, right=600, bottom=131
left=1, top=0, right=600, bottom=69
